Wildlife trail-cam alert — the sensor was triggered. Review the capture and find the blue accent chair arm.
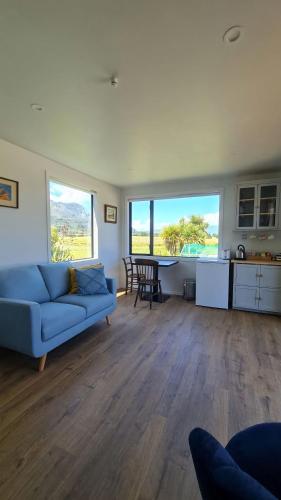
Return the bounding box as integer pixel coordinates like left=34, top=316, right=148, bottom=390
left=0, top=298, right=42, bottom=357
left=106, top=278, right=117, bottom=298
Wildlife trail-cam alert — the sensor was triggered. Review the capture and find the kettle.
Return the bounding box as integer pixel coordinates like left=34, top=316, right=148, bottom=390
left=236, top=244, right=246, bottom=260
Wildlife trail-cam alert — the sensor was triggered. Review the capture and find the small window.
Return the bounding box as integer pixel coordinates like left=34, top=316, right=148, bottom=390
left=129, top=194, right=220, bottom=258
left=49, top=180, right=94, bottom=262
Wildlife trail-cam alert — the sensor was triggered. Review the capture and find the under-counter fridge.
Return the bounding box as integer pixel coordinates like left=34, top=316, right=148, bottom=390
left=196, top=258, right=230, bottom=309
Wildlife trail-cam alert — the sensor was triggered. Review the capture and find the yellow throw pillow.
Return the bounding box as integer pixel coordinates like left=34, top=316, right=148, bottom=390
left=68, top=264, right=103, bottom=294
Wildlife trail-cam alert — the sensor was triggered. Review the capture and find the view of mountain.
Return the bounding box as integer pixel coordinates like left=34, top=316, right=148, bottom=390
left=50, top=200, right=90, bottom=236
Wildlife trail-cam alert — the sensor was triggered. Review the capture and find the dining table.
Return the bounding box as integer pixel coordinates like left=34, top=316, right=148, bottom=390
left=133, top=258, right=179, bottom=302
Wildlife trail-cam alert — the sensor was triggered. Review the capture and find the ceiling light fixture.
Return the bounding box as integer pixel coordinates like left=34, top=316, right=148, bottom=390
left=223, top=26, right=243, bottom=44
left=30, top=103, right=45, bottom=111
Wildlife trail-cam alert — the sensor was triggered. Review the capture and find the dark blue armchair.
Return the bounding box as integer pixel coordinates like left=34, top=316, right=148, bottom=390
left=189, top=424, right=281, bottom=499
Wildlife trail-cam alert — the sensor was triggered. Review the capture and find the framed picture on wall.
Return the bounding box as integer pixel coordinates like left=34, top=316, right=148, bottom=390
left=104, top=204, right=117, bottom=223
left=0, top=177, right=18, bottom=208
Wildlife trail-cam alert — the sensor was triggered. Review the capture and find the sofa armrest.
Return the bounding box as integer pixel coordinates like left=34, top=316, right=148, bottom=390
left=106, top=278, right=117, bottom=297
left=0, top=298, right=41, bottom=357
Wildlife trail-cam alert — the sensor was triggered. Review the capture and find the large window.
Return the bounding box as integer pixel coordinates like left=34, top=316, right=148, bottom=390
left=129, top=194, right=220, bottom=257
left=49, top=180, right=94, bottom=262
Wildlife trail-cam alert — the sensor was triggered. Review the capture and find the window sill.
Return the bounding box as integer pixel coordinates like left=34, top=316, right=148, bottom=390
left=130, top=255, right=218, bottom=262
left=70, top=257, right=99, bottom=265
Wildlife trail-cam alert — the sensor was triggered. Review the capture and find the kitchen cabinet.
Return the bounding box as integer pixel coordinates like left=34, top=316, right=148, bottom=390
left=233, top=286, right=259, bottom=311
left=236, top=182, right=280, bottom=230
left=259, top=265, right=281, bottom=288
left=259, top=288, right=281, bottom=313
left=234, top=264, right=259, bottom=287
left=233, top=263, right=281, bottom=314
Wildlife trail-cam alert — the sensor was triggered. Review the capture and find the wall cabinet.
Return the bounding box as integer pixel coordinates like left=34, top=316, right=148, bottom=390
left=233, top=263, right=281, bottom=314
left=236, top=182, right=280, bottom=230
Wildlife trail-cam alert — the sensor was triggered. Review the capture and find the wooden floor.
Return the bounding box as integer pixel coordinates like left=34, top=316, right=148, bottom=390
left=1, top=295, right=281, bottom=500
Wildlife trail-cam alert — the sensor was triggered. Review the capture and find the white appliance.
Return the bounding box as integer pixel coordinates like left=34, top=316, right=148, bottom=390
left=196, top=258, right=230, bottom=309
left=221, top=249, right=230, bottom=260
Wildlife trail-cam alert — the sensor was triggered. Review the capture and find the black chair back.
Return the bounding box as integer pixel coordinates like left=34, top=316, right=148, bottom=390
left=134, top=258, right=158, bottom=283
left=122, top=256, right=133, bottom=275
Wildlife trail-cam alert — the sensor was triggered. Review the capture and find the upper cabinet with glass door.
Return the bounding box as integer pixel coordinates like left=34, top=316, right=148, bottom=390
left=237, top=185, right=257, bottom=229
left=257, top=184, right=279, bottom=229
left=236, top=182, right=280, bottom=230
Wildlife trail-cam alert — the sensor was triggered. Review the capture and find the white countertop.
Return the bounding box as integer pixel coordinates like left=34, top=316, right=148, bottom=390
left=197, top=258, right=230, bottom=264
left=231, top=259, right=281, bottom=266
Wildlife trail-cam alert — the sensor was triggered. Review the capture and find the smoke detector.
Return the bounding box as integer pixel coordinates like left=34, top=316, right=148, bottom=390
left=223, top=26, right=243, bottom=44
left=31, top=103, right=45, bottom=111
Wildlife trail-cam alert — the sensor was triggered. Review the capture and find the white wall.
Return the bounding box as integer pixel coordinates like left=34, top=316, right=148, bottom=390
left=0, top=139, right=121, bottom=285
left=121, top=171, right=281, bottom=294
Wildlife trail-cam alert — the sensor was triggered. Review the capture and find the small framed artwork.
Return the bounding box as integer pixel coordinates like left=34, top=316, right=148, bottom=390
left=0, top=177, right=19, bottom=209
left=104, top=204, right=117, bottom=223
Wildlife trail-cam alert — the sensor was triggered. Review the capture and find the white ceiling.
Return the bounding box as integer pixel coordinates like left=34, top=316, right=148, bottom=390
left=1, top=0, right=281, bottom=186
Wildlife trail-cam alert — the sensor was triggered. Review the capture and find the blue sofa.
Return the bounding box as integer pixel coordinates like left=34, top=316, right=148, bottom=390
left=0, top=263, right=117, bottom=371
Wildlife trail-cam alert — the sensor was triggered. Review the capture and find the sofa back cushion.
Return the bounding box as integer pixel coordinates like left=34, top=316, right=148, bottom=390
left=38, top=263, right=70, bottom=300
left=0, top=265, right=50, bottom=303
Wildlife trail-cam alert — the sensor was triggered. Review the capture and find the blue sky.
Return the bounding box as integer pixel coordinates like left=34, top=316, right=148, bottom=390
left=50, top=181, right=91, bottom=214
left=132, top=195, right=220, bottom=233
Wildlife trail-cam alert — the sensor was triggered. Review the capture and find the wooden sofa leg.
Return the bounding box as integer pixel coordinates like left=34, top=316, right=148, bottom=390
left=38, top=354, right=47, bottom=372
left=106, top=315, right=111, bottom=326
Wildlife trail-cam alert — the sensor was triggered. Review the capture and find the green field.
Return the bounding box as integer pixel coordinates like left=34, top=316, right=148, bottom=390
left=132, top=235, right=218, bottom=257
left=52, top=234, right=218, bottom=261
left=59, top=235, right=92, bottom=260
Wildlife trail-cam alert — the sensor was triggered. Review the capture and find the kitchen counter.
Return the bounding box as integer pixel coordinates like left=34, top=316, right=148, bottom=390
left=231, top=259, right=281, bottom=266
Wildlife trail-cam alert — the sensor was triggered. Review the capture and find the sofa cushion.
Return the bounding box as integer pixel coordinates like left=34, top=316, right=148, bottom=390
left=55, top=293, right=114, bottom=318
left=40, top=302, right=86, bottom=341
left=0, top=265, right=50, bottom=303
left=75, top=267, right=109, bottom=295
left=226, top=423, right=281, bottom=499
left=69, top=264, right=103, bottom=294
left=39, top=263, right=70, bottom=300
left=189, top=428, right=276, bottom=500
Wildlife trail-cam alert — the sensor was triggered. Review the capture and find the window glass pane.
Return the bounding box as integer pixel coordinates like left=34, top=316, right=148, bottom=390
left=239, top=215, right=254, bottom=227
left=239, top=200, right=255, bottom=215
left=49, top=181, right=93, bottom=261
left=259, top=214, right=276, bottom=227
left=154, top=195, right=220, bottom=257
left=131, top=200, right=150, bottom=254
left=239, top=187, right=255, bottom=200
left=260, top=199, right=276, bottom=214
left=260, top=185, right=277, bottom=198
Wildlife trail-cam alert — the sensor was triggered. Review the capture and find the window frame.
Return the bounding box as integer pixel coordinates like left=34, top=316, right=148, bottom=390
left=128, top=191, right=222, bottom=259
left=47, top=178, right=95, bottom=262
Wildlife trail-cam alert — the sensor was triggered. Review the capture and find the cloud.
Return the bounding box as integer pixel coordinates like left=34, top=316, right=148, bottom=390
left=203, top=211, right=219, bottom=226
left=132, top=219, right=150, bottom=231
left=133, top=219, right=171, bottom=231
left=50, top=183, right=90, bottom=206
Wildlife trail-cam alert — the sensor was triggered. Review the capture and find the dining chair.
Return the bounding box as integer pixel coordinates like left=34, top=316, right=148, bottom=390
left=122, top=257, right=139, bottom=294
left=134, top=258, right=163, bottom=309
